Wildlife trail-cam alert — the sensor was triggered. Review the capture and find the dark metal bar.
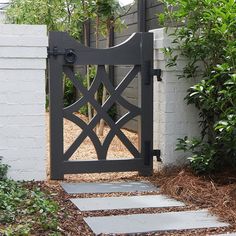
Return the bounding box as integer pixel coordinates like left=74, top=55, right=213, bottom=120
left=63, top=159, right=144, bottom=174
left=138, top=0, right=146, bottom=32
left=140, top=32, right=154, bottom=176
left=48, top=33, right=64, bottom=180
left=47, top=32, right=144, bottom=65
left=144, top=60, right=151, bottom=85
left=144, top=141, right=151, bottom=165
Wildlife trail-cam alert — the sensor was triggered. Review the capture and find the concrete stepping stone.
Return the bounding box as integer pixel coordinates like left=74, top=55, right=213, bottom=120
left=84, top=210, right=229, bottom=235
left=61, top=181, right=158, bottom=194
left=71, top=194, right=185, bottom=211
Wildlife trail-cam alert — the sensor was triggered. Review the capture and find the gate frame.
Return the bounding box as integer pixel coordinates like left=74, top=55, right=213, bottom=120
left=48, top=32, right=160, bottom=180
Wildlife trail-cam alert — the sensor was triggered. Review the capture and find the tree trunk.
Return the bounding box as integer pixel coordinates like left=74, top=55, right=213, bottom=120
left=84, top=22, right=92, bottom=122
left=98, top=21, right=111, bottom=136
left=94, top=15, right=100, bottom=133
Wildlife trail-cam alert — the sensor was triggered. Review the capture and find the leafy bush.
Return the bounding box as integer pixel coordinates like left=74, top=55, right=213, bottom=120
left=0, top=180, right=61, bottom=235
left=63, top=73, right=88, bottom=116
left=0, top=160, right=61, bottom=235
left=63, top=75, right=76, bottom=108
left=160, top=0, right=236, bottom=173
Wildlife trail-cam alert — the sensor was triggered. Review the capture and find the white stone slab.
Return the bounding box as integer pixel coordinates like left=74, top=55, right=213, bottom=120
left=0, top=47, right=47, bottom=58
left=84, top=210, right=229, bottom=235
left=61, top=181, right=158, bottom=194
left=0, top=58, right=46, bottom=69
left=0, top=24, right=47, bottom=35
left=0, top=36, right=48, bottom=47
left=71, top=195, right=185, bottom=211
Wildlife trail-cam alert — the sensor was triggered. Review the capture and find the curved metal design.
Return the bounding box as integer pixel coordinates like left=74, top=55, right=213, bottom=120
left=48, top=31, right=154, bottom=179
left=63, top=65, right=141, bottom=160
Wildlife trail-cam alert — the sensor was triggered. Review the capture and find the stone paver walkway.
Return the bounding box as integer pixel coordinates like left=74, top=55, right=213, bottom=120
left=61, top=181, right=157, bottom=194
left=84, top=210, right=228, bottom=235
left=71, top=194, right=185, bottom=211
left=61, top=181, right=230, bottom=235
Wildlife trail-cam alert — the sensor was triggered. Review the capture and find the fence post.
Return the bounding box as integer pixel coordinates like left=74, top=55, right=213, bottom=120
left=151, top=28, right=201, bottom=166
left=0, top=24, right=48, bottom=180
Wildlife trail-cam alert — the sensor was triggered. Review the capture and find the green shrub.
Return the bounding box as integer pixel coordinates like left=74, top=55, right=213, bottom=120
left=63, top=72, right=89, bottom=116
left=63, top=75, right=76, bottom=107
left=0, top=160, right=61, bottom=235
left=160, top=0, right=236, bottom=173
left=0, top=180, right=61, bottom=235
left=0, top=157, right=8, bottom=180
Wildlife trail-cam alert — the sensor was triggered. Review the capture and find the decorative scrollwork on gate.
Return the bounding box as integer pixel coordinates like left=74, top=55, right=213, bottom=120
left=49, top=31, right=155, bottom=179
left=63, top=65, right=141, bottom=160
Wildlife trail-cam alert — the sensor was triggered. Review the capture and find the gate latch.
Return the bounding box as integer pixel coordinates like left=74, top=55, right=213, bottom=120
left=152, top=69, right=162, bottom=81
left=47, top=46, right=77, bottom=64
left=153, top=149, right=161, bottom=162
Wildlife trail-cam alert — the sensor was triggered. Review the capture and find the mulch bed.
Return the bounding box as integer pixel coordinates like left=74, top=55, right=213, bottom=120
left=40, top=113, right=236, bottom=235
left=29, top=168, right=236, bottom=236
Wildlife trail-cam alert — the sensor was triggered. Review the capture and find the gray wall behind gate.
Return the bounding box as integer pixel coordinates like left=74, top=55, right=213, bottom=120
left=87, top=0, right=163, bottom=132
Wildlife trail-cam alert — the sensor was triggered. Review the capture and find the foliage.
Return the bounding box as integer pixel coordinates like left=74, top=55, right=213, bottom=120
left=176, top=137, right=217, bottom=174
left=64, top=77, right=76, bottom=108
left=0, top=157, right=8, bottom=180
left=95, top=0, right=127, bottom=36
left=159, top=0, right=236, bottom=173
left=0, top=159, right=61, bottom=235
left=6, top=0, right=86, bottom=38
left=7, top=0, right=129, bottom=129
left=0, top=179, right=61, bottom=235
left=63, top=72, right=88, bottom=116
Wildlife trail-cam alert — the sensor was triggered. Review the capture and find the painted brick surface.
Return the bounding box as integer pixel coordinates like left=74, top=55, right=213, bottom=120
left=0, top=11, right=6, bottom=24
left=151, top=28, right=201, bottom=165
left=0, top=24, right=48, bottom=180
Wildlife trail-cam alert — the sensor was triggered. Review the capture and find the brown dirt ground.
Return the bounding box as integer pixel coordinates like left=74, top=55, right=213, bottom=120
left=43, top=113, right=236, bottom=235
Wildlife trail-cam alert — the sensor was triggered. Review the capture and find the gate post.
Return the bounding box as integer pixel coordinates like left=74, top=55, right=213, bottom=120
left=139, top=32, right=154, bottom=176
left=48, top=33, right=64, bottom=180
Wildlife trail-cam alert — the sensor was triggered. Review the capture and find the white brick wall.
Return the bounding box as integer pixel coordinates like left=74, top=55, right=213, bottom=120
left=151, top=28, right=201, bottom=165
left=0, top=24, right=48, bottom=180
left=0, top=10, right=6, bottom=24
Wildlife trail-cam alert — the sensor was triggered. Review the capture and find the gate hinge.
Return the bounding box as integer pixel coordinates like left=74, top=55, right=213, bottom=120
left=153, top=149, right=161, bottom=162
left=152, top=69, right=162, bottom=81
left=47, top=47, right=77, bottom=64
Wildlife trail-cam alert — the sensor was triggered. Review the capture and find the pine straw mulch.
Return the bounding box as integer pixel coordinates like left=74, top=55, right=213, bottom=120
left=149, top=167, right=236, bottom=235
left=34, top=167, right=236, bottom=236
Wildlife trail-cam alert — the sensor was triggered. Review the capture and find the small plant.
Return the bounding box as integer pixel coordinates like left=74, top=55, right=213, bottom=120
left=3, top=224, right=31, bottom=236
left=176, top=137, right=217, bottom=174
left=63, top=72, right=88, bottom=116
left=0, top=172, right=61, bottom=235
left=0, top=157, right=8, bottom=180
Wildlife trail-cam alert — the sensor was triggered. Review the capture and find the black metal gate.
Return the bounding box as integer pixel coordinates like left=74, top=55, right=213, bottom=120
left=48, top=32, right=159, bottom=180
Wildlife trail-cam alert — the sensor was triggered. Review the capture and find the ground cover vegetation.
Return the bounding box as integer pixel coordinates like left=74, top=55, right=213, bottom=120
left=0, top=160, right=62, bottom=235
left=159, top=0, right=236, bottom=174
